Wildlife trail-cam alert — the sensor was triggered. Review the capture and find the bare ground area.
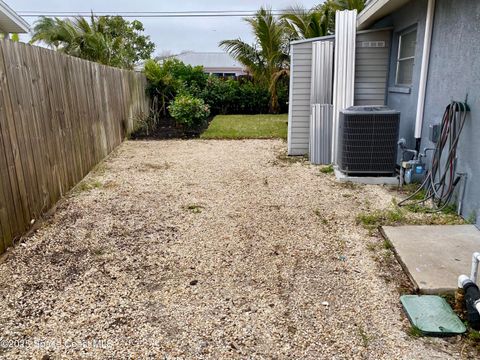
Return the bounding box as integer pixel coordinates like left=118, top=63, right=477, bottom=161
left=0, top=140, right=473, bottom=359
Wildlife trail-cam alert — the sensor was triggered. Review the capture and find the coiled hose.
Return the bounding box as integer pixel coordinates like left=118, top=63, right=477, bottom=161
left=398, top=101, right=468, bottom=212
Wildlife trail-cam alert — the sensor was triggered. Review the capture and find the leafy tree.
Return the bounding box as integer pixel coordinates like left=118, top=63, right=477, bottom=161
left=220, top=8, right=289, bottom=114
left=31, top=15, right=154, bottom=69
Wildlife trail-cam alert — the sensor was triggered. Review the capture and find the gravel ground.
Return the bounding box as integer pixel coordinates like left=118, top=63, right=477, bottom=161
left=0, top=140, right=473, bottom=359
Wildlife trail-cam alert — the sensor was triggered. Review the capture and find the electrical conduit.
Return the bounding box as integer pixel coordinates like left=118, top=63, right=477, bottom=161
left=414, top=0, right=436, bottom=143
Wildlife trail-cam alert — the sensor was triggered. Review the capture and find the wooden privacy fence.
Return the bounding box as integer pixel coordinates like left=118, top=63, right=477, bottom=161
left=0, top=40, right=149, bottom=254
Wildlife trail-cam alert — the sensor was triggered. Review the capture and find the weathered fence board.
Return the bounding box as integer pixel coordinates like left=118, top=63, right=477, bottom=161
left=0, top=40, right=149, bottom=253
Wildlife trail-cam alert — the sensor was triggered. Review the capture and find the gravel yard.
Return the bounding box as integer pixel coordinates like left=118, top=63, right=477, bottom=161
left=0, top=140, right=470, bottom=359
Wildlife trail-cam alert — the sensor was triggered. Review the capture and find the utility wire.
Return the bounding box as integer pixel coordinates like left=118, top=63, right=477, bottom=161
left=18, top=10, right=286, bottom=18
left=19, top=10, right=281, bottom=14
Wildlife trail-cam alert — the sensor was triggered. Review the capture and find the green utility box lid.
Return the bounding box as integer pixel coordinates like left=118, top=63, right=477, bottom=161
left=400, top=295, right=466, bottom=336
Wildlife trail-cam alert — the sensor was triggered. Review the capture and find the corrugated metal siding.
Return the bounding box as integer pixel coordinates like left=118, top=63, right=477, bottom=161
left=288, top=27, right=392, bottom=156
left=332, top=10, right=357, bottom=164
left=310, top=104, right=333, bottom=164
left=311, top=41, right=334, bottom=104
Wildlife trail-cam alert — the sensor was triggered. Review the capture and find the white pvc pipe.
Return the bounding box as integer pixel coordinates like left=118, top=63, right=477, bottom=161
left=470, top=252, right=480, bottom=284
left=476, top=300, right=480, bottom=315
left=414, top=0, right=436, bottom=139
left=458, top=274, right=471, bottom=288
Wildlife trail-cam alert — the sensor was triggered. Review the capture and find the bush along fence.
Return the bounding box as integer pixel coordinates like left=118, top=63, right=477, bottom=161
left=131, top=59, right=288, bottom=138
left=0, top=39, right=149, bottom=254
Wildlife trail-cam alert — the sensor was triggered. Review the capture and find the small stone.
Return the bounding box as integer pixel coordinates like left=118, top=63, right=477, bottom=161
left=189, top=279, right=198, bottom=286
left=321, top=301, right=329, bottom=307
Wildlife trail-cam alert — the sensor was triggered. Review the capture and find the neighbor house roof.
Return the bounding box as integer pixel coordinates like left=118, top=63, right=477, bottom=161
left=173, top=52, right=244, bottom=70
left=357, top=0, right=411, bottom=30
left=0, top=0, right=29, bottom=33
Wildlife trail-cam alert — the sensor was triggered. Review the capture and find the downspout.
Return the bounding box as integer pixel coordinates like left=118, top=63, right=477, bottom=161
left=414, top=0, right=436, bottom=150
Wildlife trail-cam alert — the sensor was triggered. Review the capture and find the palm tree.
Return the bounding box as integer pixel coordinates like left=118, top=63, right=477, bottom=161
left=331, top=0, right=366, bottom=11
left=281, top=0, right=365, bottom=40
left=220, top=8, right=289, bottom=114
left=31, top=15, right=112, bottom=64
left=281, top=5, right=331, bottom=40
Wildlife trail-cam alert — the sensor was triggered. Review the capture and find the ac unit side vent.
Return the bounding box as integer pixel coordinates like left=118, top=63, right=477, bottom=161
left=337, top=106, right=400, bottom=175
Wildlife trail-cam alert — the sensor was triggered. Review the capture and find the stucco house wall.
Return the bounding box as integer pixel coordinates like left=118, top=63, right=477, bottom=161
left=422, top=0, right=480, bottom=220
left=374, top=0, right=428, bottom=152
left=372, top=0, right=480, bottom=219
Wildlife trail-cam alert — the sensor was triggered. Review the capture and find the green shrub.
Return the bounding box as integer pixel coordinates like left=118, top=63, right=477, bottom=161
left=236, top=79, right=270, bottom=114
left=168, top=94, right=210, bottom=129
left=144, top=58, right=208, bottom=116
left=200, top=77, right=270, bottom=115
left=276, top=76, right=289, bottom=114
left=200, top=77, right=238, bottom=115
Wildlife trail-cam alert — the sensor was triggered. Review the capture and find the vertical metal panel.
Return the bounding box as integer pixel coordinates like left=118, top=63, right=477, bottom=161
left=309, top=104, right=333, bottom=165
left=310, top=41, right=334, bottom=104
left=287, top=44, right=295, bottom=155
left=309, top=40, right=334, bottom=164
left=332, top=10, right=357, bottom=164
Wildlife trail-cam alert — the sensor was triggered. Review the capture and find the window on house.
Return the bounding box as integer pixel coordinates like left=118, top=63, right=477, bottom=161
left=396, top=28, right=417, bottom=86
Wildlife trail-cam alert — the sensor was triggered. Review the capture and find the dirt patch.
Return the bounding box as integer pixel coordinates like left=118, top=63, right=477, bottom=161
left=0, top=139, right=475, bottom=359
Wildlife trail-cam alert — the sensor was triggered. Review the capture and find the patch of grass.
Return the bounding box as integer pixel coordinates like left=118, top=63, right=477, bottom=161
left=396, top=185, right=464, bottom=219
left=356, top=207, right=406, bottom=230
left=407, top=325, right=423, bottom=338
left=358, top=326, right=371, bottom=347
left=319, top=164, right=334, bottom=174
left=314, top=209, right=329, bottom=225
left=467, top=329, right=480, bottom=344
left=73, top=180, right=102, bottom=194
left=200, top=114, right=287, bottom=140
left=383, top=239, right=393, bottom=250
left=186, top=204, right=203, bottom=213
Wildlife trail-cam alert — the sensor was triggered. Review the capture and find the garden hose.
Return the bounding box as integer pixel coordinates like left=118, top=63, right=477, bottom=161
left=398, top=101, right=468, bottom=212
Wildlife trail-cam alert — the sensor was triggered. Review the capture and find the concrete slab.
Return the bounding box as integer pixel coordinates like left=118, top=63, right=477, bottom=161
left=334, top=168, right=399, bottom=185
left=381, top=225, right=480, bottom=294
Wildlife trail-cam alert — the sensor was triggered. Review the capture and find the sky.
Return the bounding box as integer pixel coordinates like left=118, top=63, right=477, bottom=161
left=9, top=0, right=320, bottom=56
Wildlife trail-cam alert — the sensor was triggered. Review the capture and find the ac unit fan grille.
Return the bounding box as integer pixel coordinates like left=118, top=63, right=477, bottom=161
left=338, top=111, right=400, bottom=175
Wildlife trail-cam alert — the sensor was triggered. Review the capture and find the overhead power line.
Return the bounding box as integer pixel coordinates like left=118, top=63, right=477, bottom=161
left=17, top=10, right=286, bottom=18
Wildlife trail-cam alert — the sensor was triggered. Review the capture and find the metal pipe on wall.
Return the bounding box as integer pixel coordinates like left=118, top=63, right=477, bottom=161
left=414, top=0, right=436, bottom=141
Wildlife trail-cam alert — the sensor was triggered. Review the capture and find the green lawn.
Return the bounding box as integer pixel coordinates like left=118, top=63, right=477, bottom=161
left=200, top=114, right=288, bottom=140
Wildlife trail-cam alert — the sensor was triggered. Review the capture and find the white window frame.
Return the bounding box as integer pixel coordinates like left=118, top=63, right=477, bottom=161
left=395, top=28, right=417, bottom=87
